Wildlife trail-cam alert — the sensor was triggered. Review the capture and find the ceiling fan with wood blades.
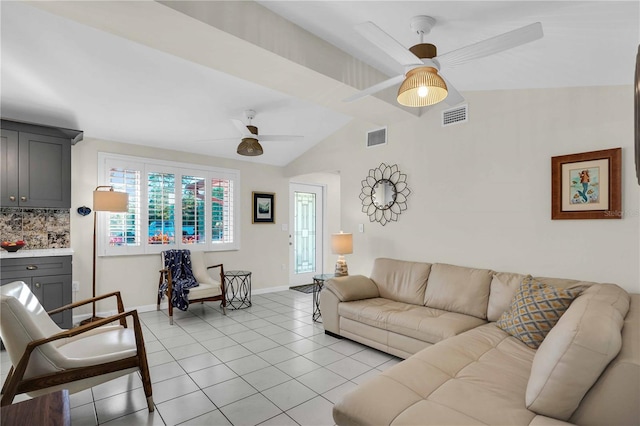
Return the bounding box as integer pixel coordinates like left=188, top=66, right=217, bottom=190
left=224, top=109, right=303, bottom=156
left=344, top=16, right=544, bottom=107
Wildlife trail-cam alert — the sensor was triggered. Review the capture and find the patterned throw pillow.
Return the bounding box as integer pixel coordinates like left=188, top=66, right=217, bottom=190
left=496, top=277, right=584, bottom=349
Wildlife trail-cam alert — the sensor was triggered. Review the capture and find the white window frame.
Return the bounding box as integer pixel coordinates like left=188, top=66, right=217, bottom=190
left=97, top=152, right=241, bottom=256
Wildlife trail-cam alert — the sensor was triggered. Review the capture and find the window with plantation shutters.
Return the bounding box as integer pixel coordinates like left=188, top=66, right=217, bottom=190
left=106, top=167, right=141, bottom=248
left=148, top=172, right=175, bottom=245
left=181, top=175, right=205, bottom=245
left=98, top=153, right=240, bottom=255
left=211, top=178, right=233, bottom=244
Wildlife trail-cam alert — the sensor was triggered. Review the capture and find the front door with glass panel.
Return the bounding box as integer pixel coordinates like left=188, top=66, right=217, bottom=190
left=289, top=183, right=323, bottom=286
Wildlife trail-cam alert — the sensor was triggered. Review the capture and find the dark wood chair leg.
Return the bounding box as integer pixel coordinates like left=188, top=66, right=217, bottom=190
left=0, top=358, right=26, bottom=406
left=131, top=312, right=154, bottom=412
left=167, top=270, right=174, bottom=325
left=219, top=266, right=227, bottom=315
left=157, top=271, right=163, bottom=311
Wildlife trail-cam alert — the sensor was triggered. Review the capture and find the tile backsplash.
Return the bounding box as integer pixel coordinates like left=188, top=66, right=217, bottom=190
left=0, top=208, right=70, bottom=249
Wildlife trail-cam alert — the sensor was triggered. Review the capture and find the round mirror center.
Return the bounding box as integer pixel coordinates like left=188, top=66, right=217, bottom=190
left=372, top=179, right=397, bottom=209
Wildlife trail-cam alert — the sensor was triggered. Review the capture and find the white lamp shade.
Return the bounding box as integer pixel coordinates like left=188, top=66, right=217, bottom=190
left=93, top=190, right=128, bottom=212
left=331, top=233, right=353, bottom=255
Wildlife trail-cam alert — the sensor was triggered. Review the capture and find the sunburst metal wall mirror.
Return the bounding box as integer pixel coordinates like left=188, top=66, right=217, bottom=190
left=360, top=163, right=411, bottom=225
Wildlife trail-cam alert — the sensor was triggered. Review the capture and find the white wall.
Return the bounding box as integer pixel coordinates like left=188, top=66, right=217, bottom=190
left=286, top=86, right=640, bottom=293
left=71, top=138, right=293, bottom=313
left=70, top=85, right=639, bottom=315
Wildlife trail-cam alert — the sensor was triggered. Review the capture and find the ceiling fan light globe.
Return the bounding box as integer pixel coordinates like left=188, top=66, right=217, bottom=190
left=397, top=67, right=448, bottom=107
left=237, top=138, right=264, bottom=156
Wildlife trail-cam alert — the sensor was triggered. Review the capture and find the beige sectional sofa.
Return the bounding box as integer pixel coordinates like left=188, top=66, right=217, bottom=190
left=319, top=258, right=639, bottom=426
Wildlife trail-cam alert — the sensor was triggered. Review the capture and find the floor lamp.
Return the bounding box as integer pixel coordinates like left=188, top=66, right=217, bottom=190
left=331, top=232, right=353, bottom=277
left=82, top=186, right=129, bottom=324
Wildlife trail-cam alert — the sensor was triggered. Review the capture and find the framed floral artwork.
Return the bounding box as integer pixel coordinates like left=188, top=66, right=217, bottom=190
left=551, top=148, right=621, bottom=219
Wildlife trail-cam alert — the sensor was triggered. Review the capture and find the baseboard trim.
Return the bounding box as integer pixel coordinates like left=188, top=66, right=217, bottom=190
left=253, top=285, right=290, bottom=294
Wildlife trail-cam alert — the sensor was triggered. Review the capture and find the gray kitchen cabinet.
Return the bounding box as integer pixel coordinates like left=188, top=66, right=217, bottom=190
left=0, top=129, right=19, bottom=207
left=0, top=119, right=82, bottom=208
left=0, top=256, right=72, bottom=329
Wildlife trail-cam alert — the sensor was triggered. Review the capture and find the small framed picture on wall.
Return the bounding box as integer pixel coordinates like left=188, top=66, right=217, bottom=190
left=252, top=192, right=275, bottom=223
left=551, top=148, right=622, bottom=220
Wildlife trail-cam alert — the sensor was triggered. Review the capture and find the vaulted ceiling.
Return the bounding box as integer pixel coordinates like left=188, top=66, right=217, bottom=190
left=1, top=1, right=637, bottom=166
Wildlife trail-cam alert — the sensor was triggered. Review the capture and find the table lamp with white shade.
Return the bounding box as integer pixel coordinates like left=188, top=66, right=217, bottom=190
left=82, top=186, right=129, bottom=324
left=331, top=232, right=353, bottom=277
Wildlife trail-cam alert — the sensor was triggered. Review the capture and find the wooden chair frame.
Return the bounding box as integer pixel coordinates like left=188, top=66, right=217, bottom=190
left=157, top=263, right=227, bottom=325
left=0, top=291, right=154, bottom=412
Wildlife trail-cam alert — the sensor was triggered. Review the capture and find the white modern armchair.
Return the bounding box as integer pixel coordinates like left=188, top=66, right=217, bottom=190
left=0, top=281, right=154, bottom=411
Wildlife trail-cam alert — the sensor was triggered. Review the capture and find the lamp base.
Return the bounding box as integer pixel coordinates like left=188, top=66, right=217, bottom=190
left=335, top=256, right=349, bottom=277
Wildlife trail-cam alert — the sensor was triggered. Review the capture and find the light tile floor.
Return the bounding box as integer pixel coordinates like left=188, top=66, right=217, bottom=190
left=0, top=290, right=401, bottom=425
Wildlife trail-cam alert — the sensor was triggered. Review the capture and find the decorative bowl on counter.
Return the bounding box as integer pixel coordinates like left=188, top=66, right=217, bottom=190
left=1, top=241, right=26, bottom=252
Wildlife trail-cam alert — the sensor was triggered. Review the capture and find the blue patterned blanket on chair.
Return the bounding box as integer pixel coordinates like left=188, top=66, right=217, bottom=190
left=159, top=249, right=199, bottom=311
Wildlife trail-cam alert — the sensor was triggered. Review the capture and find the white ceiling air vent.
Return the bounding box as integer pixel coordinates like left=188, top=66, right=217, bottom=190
left=366, top=126, right=387, bottom=148
left=442, top=104, right=468, bottom=127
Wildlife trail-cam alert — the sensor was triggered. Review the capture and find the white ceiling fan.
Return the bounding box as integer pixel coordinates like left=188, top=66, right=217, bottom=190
left=345, top=16, right=544, bottom=107
left=222, top=109, right=303, bottom=156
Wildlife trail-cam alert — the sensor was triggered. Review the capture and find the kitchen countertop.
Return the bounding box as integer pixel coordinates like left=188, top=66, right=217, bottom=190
left=0, top=248, right=74, bottom=259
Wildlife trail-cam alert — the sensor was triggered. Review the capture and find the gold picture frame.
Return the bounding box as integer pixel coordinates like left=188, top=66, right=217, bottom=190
left=551, top=148, right=622, bottom=220
left=252, top=192, right=275, bottom=223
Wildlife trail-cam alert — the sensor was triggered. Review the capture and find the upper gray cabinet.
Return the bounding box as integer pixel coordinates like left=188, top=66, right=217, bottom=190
left=1, top=119, right=82, bottom=208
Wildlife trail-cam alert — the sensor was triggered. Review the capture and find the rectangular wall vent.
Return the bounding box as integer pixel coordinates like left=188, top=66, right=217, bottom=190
left=366, top=127, right=387, bottom=148
left=442, top=104, right=468, bottom=127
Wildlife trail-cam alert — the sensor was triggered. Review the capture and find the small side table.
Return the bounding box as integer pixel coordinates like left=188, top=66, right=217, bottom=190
left=312, top=274, right=335, bottom=322
left=1, top=389, right=70, bottom=426
left=224, top=270, right=252, bottom=309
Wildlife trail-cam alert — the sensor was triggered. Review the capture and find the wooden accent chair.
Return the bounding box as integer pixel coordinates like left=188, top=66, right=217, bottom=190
left=157, top=250, right=226, bottom=325
left=0, top=281, right=154, bottom=411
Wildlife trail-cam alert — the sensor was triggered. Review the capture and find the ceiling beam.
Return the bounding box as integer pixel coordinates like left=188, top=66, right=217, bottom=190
left=28, top=0, right=418, bottom=125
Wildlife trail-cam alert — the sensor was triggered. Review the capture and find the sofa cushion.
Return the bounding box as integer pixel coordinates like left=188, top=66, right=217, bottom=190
left=569, top=292, right=638, bottom=426
left=488, top=274, right=597, bottom=323
left=338, top=299, right=485, bottom=345
left=487, top=272, right=530, bottom=322
left=338, top=298, right=410, bottom=330
left=532, top=276, right=594, bottom=289
left=579, top=282, right=630, bottom=317
left=386, top=305, right=486, bottom=344
left=497, top=277, right=584, bottom=349
left=370, top=258, right=431, bottom=305
left=423, top=263, right=493, bottom=319
left=526, top=285, right=628, bottom=420
left=324, top=275, right=379, bottom=302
